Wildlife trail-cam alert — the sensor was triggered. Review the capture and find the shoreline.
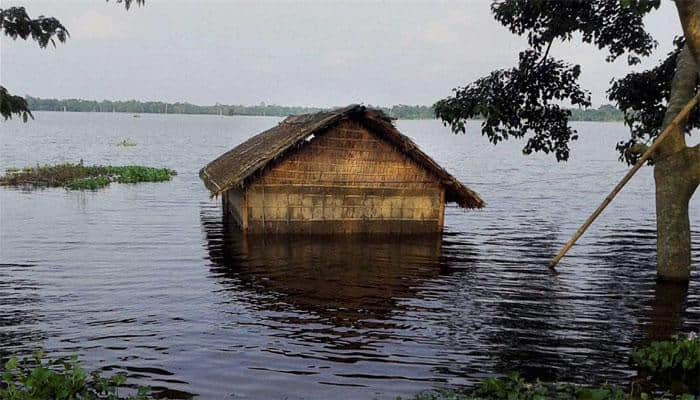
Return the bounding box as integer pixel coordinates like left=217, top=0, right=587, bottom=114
left=21, top=109, right=626, bottom=122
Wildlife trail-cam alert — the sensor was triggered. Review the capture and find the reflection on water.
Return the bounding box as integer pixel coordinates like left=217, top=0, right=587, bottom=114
left=0, top=113, right=698, bottom=398
left=204, top=216, right=447, bottom=327
left=647, top=281, right=689, bottom=342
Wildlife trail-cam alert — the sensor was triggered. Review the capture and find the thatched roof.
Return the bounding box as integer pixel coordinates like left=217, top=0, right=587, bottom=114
left=200, top=105, right=484, bottom=209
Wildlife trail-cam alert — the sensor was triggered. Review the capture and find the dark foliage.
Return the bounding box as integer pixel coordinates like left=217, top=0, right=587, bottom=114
left=0, top=0, right=144, bottom=120
left=492, top=0, right=660, bottom=64
left=0, top=6, right=68, bottom=120
left=0, top=7, right=68, bottom=48
left=116, top=0, right=145, bottom=10
left=435, top=50, right=591, bottom=161
left=609, top=38, right=700, bottom=164
left=0, top=86, right=31, bottom=122
left=436, top=0, right=665, bottom=163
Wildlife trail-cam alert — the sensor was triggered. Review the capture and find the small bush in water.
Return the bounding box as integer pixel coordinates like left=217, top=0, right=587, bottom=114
left=0, top=352, right=150, bottom=400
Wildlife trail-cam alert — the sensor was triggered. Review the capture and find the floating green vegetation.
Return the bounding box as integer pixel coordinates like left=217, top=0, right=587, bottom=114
left=404, top=375, right=695, bottom=400
left=632, top=334, right=700, bottom=395
left=632, top=334, right=700, bottom=373
left=1, top=352, right=151, bottom=400
left=3, top=338, right=698, bottom=400
left=116, top=138, right=137, bottom=147
left=64, top=176, right=111, bottom=190
left=108, top=165, right=174, bottom=184
left=406, top=373, right=696, bottom=400
left=0, top=163, right=176, bottom=191
left=407, top=374, right=628, bottom=400
left=404, top=336, right=700, bottom=400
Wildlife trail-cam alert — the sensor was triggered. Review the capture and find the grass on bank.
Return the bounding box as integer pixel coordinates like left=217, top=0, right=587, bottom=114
left=0, top=163, right=176, bottom=191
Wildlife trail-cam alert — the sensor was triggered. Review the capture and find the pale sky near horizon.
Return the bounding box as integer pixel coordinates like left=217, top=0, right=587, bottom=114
left=0, top=0, right=681, bottom=108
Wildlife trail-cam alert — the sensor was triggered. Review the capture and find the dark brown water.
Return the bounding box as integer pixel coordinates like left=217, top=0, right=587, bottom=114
left=1, top=112, right=698, bottom=399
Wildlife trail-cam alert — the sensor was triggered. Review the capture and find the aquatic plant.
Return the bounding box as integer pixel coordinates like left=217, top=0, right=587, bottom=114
left=632, top=334, right=700, bottom=394
left=0, top=352, right=150, bottom=400
left=632, top=334, right=700, bottom=373
left=64, top=176, right=111, bottom=190
left=107, top=166, right=174, bottom=184
left=2, top=350, right=697, bottom=400
left=405, top=373, right=696, bottom=400
left=116, top=138, right=137, bottom=147
left=0, top=163, right=176, bottom=191
left=465, top=373, right=629, bottom=400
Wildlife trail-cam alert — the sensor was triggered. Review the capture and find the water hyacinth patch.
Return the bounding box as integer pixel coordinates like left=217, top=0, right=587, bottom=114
left=0, top=163, right=176, bottom=191
left=0, top=352, right=151, bottom=400
left=1, top=351, right=697, bottom=400
left=632, top=333, right=700, bottom=373
left=631, top=333, right=700, bottom=394
left=405, top=373, right=696, bottom=400
left=107, top=166, right=174, bottom=184
left=64, top=176, right=112, bottom=190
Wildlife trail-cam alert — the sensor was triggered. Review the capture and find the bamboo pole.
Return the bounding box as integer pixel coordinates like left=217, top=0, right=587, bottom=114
left=549, top=92, right=700, bottom=269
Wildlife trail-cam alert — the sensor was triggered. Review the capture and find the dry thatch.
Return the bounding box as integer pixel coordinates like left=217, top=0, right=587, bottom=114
left=200, top=105, right=484, bottom=209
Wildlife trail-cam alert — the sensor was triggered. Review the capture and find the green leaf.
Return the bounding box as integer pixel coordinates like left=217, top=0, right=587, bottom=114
left=4, top=357, right=18, bottom=371
left=578, top=388, right=611, bottom=400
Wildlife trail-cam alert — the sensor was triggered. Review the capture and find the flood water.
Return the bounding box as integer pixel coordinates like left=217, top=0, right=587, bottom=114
left=1, top=112, right=698, bottom=399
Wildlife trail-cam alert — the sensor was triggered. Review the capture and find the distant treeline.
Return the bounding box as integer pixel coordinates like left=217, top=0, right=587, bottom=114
left=568, top=104, right=624, bottom=122
left=24, top=96, right=622, bottom=121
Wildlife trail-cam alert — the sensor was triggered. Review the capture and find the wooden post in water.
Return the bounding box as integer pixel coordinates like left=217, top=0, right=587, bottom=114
left=549, top=92, right=700, bottom=269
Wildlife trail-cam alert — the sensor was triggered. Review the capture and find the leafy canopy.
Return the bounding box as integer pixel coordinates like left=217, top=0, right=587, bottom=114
left=434, top=0, right=695, bottom=164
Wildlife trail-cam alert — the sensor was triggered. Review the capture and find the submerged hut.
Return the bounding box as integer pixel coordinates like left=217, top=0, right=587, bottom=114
left=200, top=105, right=484, bottom=234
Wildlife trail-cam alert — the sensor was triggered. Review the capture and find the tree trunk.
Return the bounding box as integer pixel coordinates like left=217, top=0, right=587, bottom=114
left=655, top=146, right=699, bottom=280
left=652, top=0, right=700, bottom=280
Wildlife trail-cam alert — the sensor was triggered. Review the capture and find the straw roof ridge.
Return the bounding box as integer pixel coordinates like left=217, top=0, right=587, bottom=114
left=199, top=104, right=485, bottom=209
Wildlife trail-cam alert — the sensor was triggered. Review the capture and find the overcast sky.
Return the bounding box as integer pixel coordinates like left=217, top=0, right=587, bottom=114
left=0, top=0, right=681, bottom=107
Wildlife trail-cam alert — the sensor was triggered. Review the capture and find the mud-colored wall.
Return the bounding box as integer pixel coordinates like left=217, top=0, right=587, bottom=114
left=222, top=188, right=247, bottom=230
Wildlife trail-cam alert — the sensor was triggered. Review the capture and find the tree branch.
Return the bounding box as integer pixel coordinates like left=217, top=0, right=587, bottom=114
left=538, top=39, right=553, bottom=66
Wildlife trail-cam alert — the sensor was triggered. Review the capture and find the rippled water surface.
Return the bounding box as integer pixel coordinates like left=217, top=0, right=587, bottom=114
left=1, top=112, right=699, bottom=399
